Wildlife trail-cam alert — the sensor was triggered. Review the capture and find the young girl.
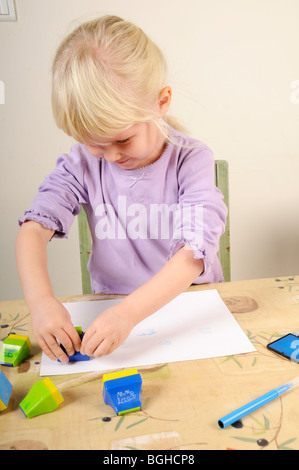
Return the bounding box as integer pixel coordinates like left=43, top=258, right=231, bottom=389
left=16, top=15, right=227, bottom=364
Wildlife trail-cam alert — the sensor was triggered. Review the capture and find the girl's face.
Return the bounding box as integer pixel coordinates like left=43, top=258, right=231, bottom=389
left=85, top=121, right=167, bottom=170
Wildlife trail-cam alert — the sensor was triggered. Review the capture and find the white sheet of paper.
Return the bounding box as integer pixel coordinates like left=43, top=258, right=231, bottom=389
left=40, top=290, right=255, bottom=376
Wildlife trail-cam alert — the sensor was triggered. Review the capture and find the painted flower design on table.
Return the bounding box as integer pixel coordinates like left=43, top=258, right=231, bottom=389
left=0, top=311, right=30, bottom=341
left=228, top=409, right=297, bottom=450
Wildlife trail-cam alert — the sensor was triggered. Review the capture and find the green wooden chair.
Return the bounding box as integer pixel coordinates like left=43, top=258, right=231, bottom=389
left=78, top=160, right=230, bottom=294
left=78, top=206, right=92, bottom=295
left=214, top=160, right=231, bottom=282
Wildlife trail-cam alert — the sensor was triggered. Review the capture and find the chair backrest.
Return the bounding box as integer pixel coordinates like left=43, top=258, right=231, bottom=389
left=78, top=159, right=230, bottom=294
left=78, top=206, right=92, bottom=295
left=214, top=160, right=231, bottom=282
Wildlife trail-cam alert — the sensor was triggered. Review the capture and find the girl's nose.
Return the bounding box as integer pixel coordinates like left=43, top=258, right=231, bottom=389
left=103, top=148, right=122, bottom=163
left=86, top=144, right=122, bottom=162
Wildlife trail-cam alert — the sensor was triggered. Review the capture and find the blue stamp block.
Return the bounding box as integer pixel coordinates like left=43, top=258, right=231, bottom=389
left=0, top=370, right=13, bottom=411
left=102, top=369, right=142, bottom=415
left=64, top=349, right=90, bottom=362
left=58, top=330, right=89, bottom=362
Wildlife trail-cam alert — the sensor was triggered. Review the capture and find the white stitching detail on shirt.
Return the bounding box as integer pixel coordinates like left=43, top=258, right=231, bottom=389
left=129, top=173, right=146, bottom=188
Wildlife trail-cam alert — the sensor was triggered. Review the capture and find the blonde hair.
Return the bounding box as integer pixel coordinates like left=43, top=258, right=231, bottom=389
left=51, top=15, right=184, bottom=143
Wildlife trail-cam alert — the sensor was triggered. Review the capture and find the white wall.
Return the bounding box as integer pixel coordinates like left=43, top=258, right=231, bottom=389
left=1, top=0, right=299, bottom=300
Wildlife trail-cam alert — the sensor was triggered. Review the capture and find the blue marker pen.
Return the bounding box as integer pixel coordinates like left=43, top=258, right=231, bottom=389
left=218, top=376, right=299, bottom=429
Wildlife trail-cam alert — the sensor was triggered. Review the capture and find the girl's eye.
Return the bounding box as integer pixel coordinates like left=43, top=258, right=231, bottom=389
left=116, top=138, right=130, bottom=145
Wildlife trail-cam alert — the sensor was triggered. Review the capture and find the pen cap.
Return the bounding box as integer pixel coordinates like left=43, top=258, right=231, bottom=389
left=287, top=376, right=299, bottom=389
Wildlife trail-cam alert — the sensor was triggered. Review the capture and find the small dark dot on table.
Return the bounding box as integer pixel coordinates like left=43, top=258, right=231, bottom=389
left=257, top=438, right=269, bottom=447
left=102, top=416, right=112, bottom=422
left=231, top=420, right=243, bottom=428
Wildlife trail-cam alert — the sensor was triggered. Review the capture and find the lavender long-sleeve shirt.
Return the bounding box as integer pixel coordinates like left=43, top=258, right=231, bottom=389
left=19, top=129, right=227, bottom=294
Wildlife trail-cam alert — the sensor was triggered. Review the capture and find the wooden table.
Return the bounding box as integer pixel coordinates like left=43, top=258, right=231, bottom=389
left=1, top=276, right=299, bottom=451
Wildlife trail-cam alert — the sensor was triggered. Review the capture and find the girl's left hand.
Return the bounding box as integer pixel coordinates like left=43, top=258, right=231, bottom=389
left=80, top=304, right=134, bottom=357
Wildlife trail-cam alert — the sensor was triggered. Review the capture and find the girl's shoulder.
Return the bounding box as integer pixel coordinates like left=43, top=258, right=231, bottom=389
left=62, top=142, right=97, bottom=164
left=56, top=143, right=100, bottom=174
left=169, top=129, right=214, bottom=171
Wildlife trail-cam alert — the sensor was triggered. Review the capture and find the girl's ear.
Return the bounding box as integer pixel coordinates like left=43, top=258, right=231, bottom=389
left=158, top=86, right=172, bottom=115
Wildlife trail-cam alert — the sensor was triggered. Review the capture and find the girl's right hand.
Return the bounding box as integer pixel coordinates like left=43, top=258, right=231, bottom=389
left=29, top=296, right=81, bottom=363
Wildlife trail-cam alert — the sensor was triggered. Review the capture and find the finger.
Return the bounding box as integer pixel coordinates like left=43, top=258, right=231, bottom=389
left=61, top=322, right=82, bottom=352
left=38, top=336, right=58, bottom=362
left=82, top=332, right=105, bottom=356
left=40, top=335, right=69, bottom=364
left=80, top=327, right=96, bottom=355
left=104, top=341, right=119, bottom=355
left=57, top=330, right=76, bottom=357
left=70, top=328, right=82, bottom=352
left=93, top=338, right=114, bottom=357
left=48, top=335, right=70, bottom=363
left=60, top=308, right=82, bottom=352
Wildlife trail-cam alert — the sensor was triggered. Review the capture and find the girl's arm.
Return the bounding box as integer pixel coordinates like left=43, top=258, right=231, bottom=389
left=122, top=246, right=204, bottom=324
left=81, top=246, right=204, bottom=357
left=15, top=221, right=81, bottom=362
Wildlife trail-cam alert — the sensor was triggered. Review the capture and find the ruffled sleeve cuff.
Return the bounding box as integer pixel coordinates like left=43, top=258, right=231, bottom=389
left=18, top=210, right=68, bottom=239
left=168, top=239, right=213, bottom=277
